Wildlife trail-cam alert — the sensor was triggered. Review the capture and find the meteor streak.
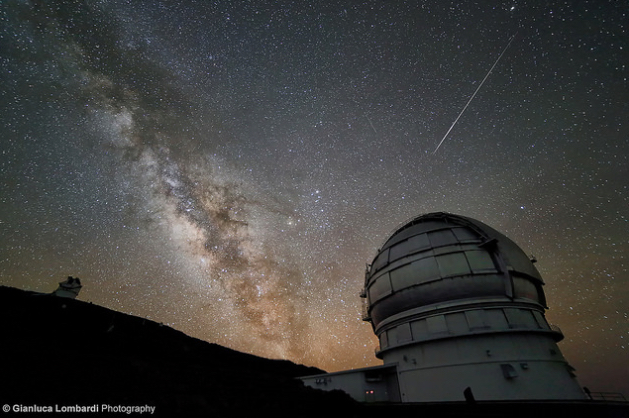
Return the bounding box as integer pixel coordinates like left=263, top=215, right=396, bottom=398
left=433, top=34, right=517, bottom=154
left=366, top=116, right=378, bottom=134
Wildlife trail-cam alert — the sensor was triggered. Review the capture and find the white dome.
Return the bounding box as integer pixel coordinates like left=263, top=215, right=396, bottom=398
left=364, top=212, right=546, bottom=330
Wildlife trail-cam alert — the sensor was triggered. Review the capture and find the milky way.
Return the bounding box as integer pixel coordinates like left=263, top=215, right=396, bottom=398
left=1, top=1, right=627, bottom=394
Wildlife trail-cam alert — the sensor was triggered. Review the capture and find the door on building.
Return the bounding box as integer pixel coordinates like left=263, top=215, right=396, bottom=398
left=365, top=390, right=376, bottom=402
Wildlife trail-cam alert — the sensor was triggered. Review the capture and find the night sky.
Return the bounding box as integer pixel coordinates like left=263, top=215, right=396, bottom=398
left=1, top=1, right=627, bottom=395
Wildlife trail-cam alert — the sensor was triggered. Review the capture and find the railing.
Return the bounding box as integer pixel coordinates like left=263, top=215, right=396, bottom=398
left=588, top=392, right=627, bottom=401
left=361, top=297, right=371, bottom=321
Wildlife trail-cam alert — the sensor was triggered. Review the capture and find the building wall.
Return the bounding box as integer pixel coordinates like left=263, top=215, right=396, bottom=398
left=300, top=367, right=400, bottom=403
left=301, top=336, right=586, bottom=403
left=383, top=333, right=586, bottom=402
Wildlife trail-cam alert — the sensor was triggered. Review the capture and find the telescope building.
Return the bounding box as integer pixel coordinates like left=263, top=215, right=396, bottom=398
left=300, top=212, right=586, bottom=402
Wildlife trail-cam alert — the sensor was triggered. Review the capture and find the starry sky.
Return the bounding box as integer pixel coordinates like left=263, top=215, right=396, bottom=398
left=1, top=0, right=627, bottom=395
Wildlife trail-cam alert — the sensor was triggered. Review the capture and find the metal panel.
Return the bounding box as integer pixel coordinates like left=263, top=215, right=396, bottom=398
left=397, top=323, right=412, bottom=343
left=532, top=311, right=550, bottom=329
left=428, top=229, right=458, bottom=248
left=505, top=308, right=534, bottom=328
left=437, top=252, right=471, bottom=277
left=445, top=312, right=469, bottom=334
left=484, top=309, right=509, bottom=329
left=372, top=248, right=389, bottom=272
left=390, top=240, right=412, bottom=263
left=387, top=327, right=398, bottom=345
left=382, top=222, right=439, bottom=250
left=452, top=227, right=479, bottom=242
left=411, top=319, right=429, bottom=340
left=465, top=250, right=497, bottom=273
left=390, top=257, right=441, bottom=292
left=426, top=315, right=448, bottom=334
left=390, top=263, right=415, bottom=291
left=389, top=233, right=431, bottom=262
left=414, top=257, right=441, bottom=283
left=409, top=233, right=431, bottom=251
left=369, top=273, right=392, bottom=302
left=466, top=310, right=487, bottom=330
left=513, top=276, right=540, bottom=302
left=380, top=332, right=388, bottom=349
left=524, top=310, right=542, bottom=329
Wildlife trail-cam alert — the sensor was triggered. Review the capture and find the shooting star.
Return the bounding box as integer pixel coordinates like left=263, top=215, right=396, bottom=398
left=366, top=116, right=378, bottom=134
left=433, top=33, right=517, bottom=154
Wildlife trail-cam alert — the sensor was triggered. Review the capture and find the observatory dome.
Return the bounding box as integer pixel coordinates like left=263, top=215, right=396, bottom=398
left=363, top=212, right=546, bottom=330
left=304, top=212, right=586, bottom=402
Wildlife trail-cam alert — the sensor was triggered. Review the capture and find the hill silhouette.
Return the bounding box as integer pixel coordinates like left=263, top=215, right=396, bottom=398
left=0, top=286, right=358, bottom=417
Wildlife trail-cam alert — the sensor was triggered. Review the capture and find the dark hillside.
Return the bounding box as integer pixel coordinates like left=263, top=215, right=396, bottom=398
left=0, top=286, right=358, bottom=417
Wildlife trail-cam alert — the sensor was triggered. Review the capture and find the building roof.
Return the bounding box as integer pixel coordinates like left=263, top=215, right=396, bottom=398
left=364, top=212, right=546, bottom=328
